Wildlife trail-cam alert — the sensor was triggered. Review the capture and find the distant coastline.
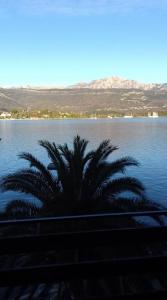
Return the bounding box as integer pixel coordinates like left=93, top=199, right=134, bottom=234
left=0, top=115, right=164, bottom=121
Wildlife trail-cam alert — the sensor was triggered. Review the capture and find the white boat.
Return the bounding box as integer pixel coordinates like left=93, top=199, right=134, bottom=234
left=148, top=112, right=158, bottom=118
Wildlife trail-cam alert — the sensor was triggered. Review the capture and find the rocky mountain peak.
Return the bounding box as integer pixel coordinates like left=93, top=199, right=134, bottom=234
left=69, top=76, right=158, bottom=90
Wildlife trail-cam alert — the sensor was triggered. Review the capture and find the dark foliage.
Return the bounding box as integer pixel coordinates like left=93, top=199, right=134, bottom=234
left=1, top=135, right=155, bottom=218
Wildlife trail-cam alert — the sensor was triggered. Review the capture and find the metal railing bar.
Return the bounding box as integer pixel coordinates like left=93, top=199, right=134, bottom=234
left=0, top=225, right=167, bottom=254
left=0, top=255, right=167, bottom=286
left=0, top=210, right=167, bottom=227
left=84, top=290, right=167, bottom=300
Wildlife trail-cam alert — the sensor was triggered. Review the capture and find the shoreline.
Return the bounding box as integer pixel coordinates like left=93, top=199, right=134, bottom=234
left=0, top=116, right=165, bottom=121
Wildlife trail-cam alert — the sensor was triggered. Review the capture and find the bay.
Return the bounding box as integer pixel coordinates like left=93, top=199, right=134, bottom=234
left=0, top=117, right=167, bottom=210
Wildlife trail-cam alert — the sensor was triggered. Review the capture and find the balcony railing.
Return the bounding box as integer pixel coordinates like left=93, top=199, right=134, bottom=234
left=0, top=210, right=167, bottom=299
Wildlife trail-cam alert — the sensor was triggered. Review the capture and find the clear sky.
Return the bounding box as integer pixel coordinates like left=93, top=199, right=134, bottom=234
left=0, top=0, right=167, bottom=86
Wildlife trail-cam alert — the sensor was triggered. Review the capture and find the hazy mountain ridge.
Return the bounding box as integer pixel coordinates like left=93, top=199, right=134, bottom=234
left=69, top=76, right=167, bottom=90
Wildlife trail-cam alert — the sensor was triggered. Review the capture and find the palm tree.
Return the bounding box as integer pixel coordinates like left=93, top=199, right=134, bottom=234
left=2, top=135, right=151, bottom=217
left=1, top=136, right=159, bottom=299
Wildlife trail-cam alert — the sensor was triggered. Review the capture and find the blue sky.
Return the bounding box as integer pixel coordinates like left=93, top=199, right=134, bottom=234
left=0, top=0, right=167, bottom=86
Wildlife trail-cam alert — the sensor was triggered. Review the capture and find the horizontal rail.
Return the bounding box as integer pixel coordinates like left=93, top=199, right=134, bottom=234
left=0, top=225, right=167, bottom=254
left=85, top=290, right=167, bottom=300
left=0, top=212, right=167, bottom=291
left=0, top=210, right=167, bottom=226
left=0, top=255, right=167, bottom=286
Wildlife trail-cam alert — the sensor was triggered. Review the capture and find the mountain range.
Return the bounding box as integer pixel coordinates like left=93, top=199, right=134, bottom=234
left=69, top=76, right=167, bottom=90
left=0, top=76, right=167, bottom=114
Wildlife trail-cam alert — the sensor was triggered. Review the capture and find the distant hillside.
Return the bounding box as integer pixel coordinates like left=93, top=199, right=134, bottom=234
left=0, top=76, right=167, bottom=114
left=0, top=89, right=24, bottom=111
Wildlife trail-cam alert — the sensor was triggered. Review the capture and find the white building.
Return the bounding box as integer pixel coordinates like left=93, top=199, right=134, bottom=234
left=0, top=112, right=12, bottom=118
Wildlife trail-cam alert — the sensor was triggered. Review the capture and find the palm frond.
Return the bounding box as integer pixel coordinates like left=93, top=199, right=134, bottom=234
left=82, top=151, right=94, bottom=166
left=2, top=169, right=55, bottom=202
left=73, top=135, right=89, bottom=158
left=39, top=140, right=70, bottom=191
left=84, top=140, right=118, bottom=183
left=58, top=143, right=73, bottom=165
left=39, top=140, right=64, bottom=170
left=93, top=139, right=118, bottom=162
left=108, top=157, right=139, bottom=176
left=19, top=152, right=56, bottom=192
left=82, top=157, right=139, bottom=200
left=99, top=177, right=145, bottom=200
left=5, top=199, right=40, bottom=217
left=108, top=197, right=158, bottom=212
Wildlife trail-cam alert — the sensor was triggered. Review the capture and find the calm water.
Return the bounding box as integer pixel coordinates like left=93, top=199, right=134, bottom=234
left=0, top=118, right=167, bottom=209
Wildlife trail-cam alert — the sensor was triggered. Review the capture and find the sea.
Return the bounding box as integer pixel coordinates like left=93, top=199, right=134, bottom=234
left=0, top=117, right=167, bottom=210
